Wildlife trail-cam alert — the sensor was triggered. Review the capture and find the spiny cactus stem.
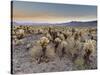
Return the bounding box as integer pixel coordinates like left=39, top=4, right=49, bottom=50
left=55, top=43, right=59, bottom=52
left=62, top=47, right=65, bottom=56
left=84, top=49, right=92, bottom=64
left=42, top=46, right=46, bottom=58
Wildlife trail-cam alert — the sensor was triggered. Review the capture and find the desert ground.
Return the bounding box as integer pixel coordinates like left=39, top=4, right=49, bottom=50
left=12, top=25, right=97, bottom=74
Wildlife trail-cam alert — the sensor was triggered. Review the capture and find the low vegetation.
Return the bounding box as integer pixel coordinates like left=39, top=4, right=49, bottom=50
left=12, top=25, right=97, bottom=70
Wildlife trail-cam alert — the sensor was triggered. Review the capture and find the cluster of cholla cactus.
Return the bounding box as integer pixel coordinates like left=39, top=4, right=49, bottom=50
left=83, top=39, right=96, bottom=64
left=12, top=25, right=97, bottom=68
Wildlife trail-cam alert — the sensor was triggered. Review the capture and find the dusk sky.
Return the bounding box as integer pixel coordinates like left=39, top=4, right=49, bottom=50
left=13, top=1, right=97, bottom=23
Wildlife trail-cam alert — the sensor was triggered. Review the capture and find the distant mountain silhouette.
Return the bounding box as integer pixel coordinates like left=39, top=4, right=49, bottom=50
left=62, top=21, right=97, bottom=27
left=13, top=20, right=97, bottom=27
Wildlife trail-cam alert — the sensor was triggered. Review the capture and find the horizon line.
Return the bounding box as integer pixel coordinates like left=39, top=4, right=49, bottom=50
left=13, top=20, right=97, bottom=24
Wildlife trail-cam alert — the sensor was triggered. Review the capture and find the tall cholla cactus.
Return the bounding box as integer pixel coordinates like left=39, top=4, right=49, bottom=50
left=79, top=30, right=89, bottom=42
left=45, top=44, right=56, bottom=61
left=66, top=36, right=82, bottom=60
left=54, top=37, right=68, bottom=59
left=66, top=30, right=73, bottom=39
left=54, top=37, right=62, bottom=52
left=45, top=33, right=52, bottom=42
left=83, top=39, right=96, bottom=64
left=58, top=41, right=68, bottom=58
left=74, top=32, right=81, bottom=41
left=58, top=33, right=65, bottom=40
left=37, top=37, right=50, bottom=57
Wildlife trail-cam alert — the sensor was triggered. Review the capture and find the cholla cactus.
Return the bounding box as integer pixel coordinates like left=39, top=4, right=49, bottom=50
left=83, top=39, right=96, bottom=64
left=60, top=41, right=68, bottom=48
left=37, top=37, right=50, bottom=59
left=91, top=33, right=97, bottom=41
left=57, top=40, right=68, bottom=59
left=66, top=37, right=82, bottom=60
left=83, top=39, right=96, bottom=54
left=71, top=28, right=77, bottom=35
left=30, top=37, right=50, bottom=63
left=29, top=45, right=43, bottom=62
left=79, top=30, right=85, bottom=37
left=54, top=37, right=62, bottom=52
left=66, top=37, right=75, bottom=49
left=54, top=37, right=62, bottom=43
left=79, top=30, right=89, bottom=42
left=37, top=37, right=50, bottom=48
left=58, top=33, right=65, bottom=40
left=45, top=44, right=56, bottom=61
left=45, top=33, right=52, bottom=42
left=49, top=30, right=58, bottom=42
left=66, top=30, right=73, bottom=38
left=74, top=32, right=81, bottom=41
left=16, top=29, right=25, bottom=39
left=62, top=31, right=68, bottom=39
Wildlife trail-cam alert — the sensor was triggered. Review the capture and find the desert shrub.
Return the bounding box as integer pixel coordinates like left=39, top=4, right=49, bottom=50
left=13, top=39, right=25, bottom=46
left=74, top=57, right=85, bottom=70
left=38, top=29, right=44, bottom=34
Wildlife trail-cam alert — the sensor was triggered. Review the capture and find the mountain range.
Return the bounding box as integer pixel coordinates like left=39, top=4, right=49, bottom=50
left=12, top=20, right=97, bottom=27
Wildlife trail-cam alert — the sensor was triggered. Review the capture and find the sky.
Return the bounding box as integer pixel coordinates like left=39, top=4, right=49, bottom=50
left=12, top=1, right=97, bottom=23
